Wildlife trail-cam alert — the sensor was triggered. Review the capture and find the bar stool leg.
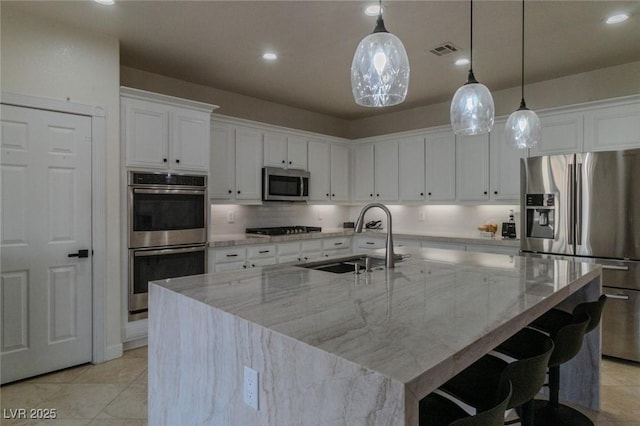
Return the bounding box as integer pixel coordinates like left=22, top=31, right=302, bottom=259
left=532, top=365, right=594, bottom=425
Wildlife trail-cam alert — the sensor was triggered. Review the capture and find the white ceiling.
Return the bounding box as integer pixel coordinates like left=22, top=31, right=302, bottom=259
left=7, top=0, right=640, bottom=120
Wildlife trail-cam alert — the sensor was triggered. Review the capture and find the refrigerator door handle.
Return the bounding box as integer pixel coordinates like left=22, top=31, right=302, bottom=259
left=568, top=163, right=575, bottom=245
left=602, top=264, right=631, bottom=271
left=576, top=162, right=582, bottom=246
left=604, top=293, right=630, bottom=300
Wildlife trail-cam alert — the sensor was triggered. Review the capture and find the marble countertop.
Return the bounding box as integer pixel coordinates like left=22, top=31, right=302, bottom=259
left=153, top=247, right=600, bottom=394
left=208, top=229, right=520, bottom=248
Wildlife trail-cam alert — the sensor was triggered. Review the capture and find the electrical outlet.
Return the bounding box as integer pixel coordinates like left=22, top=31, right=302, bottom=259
left=418, top=210, right=425, bottom=222
left=244, top=366, right=259, bottom=410
left=227, top=210, right=235, bottom=223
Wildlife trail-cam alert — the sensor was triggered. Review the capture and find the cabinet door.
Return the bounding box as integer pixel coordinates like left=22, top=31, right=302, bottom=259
left=374, top=140, right=399, bottom=201
left=425, top=130, right=456, bottom=201
left=307, top=141, right=331, bottom=201
left=171, top=107, right=210, bottom=172
left=263, top=132, right=288, bottom=167
left=330, top=143, right=350, bottom=201
left=456, top=133, right=490, bottom=201
left=399, top=136, right=426, bottom=202
left=584, top=102, right=640, bottom=152
left=210, top=122, right=235, bottom=199
left=123, top=97, right=169, bottom=169
left=530, top=111, right=584, bottom=156
left=490, top=118, right=526, bottom=201
left=235, top=127, right=263, bottom=201
left=353, top=144, right=375, bottom=202
left=287, top=136, right=308, bottom=170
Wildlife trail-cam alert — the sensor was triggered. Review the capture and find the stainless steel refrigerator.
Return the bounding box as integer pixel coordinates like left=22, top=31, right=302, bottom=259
left=521, top=149, right=640, bottom=362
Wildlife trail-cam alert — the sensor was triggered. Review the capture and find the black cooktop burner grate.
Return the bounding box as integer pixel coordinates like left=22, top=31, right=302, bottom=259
left=245, top=226, right=322, bottom=236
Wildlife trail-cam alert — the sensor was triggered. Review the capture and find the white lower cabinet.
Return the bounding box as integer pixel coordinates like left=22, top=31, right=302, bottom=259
left=210, top=247, right=247, bottom=272
left=355, top=235, right=386, bottom=253
left=246, top=245, right=276, bottom=268
left=322, top=237, right=351, bottom=257
left=302, top=240, right=323, bottom=261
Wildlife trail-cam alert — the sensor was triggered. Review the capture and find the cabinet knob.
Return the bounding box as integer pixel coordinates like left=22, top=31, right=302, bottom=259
left=428, top=192, right=432, bottom=196
left=237, top=190, right=241, bottom=194
left=483, top=191, right=488, bottom=195
left=163, top=158, right=167, bottom=163
left=494, top=191, right=498, bottom=195
left=332, top=193, right=335, bottom=197
left=282, top=160, right=286, bottom=164
left=289, top=161, right=292, bottom=165
left=420, top=192, right=424, bottom=196
left=176, top=159, right=180, bottom=164
left=228, top=190, right=232, bottom=194
left=376, top=193, right=380, bottom=197
left=326, top=193, right=330, bottom=197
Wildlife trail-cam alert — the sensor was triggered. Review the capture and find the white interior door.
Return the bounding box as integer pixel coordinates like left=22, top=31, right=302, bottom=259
left=1, top=104, right=92, bottom=384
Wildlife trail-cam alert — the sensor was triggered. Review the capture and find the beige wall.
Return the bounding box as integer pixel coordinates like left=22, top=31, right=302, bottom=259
left=348, top=61, right=640, bottom=139
left=121, top=66, right=350, bottom=138
left=1, top=6, right=122, bottom=358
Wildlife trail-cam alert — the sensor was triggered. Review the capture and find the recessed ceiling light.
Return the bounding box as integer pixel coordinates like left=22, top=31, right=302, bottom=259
left=455, top=58, right=470, bottom=67
left=262, top=52, right=278, bottom=61
left=365, top=5, right=382, bottom=16
left=605, top=13, right=629, bottom=24
left=94, top=0, right=115, bottom=5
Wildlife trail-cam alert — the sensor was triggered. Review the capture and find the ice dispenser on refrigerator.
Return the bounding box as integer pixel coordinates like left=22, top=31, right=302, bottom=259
left=525, top=193, right=555, bottom=240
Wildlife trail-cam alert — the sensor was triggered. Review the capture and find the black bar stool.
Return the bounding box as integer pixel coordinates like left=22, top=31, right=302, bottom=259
left=437, top=328, right=554, bottom=426
left=527, top=295, right=607, bottom=426
left=419, top=381, right=512, bottom=426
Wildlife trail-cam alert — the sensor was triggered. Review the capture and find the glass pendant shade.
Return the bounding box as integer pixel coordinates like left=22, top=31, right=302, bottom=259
left=450, top=75, right=495, bottom=135
left=351, top=30, right=410, bottom=107
left=505, top=104, right=541, bottom=149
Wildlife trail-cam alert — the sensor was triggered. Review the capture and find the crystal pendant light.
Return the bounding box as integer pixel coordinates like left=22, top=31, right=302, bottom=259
left=505, top=0, right=541, bottom=149
left=351, top=0, right=410, bottom=107
left=450, top=0, right=494, bottom=135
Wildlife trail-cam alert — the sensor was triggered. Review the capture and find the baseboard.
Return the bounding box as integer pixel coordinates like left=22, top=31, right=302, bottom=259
left=104, top=343, right=123, bottom=362
left=124, top=318, right=148, bottom=342
left=123, top=337, right=148, bottom=351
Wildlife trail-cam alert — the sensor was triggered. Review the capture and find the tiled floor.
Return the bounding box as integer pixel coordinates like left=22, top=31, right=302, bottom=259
left=1, top=348, right=638, bottom=425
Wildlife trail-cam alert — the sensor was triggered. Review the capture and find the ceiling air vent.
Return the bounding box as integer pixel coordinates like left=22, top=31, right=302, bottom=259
left=429, top=42, right=461, bottom=56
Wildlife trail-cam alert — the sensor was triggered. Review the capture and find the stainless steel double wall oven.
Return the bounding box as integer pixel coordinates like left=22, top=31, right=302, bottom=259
left=128, top=171, right=207, bottom=319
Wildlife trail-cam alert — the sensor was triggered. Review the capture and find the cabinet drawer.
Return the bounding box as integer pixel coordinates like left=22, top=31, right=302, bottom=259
left=215, top=247, right=246, bottom=263
left=247, top=245, right=277, bottom=259
left=301, top=240, right=323, bottom=253
left=301, top=251, right=323, bottom=262
left=357, top=237, right=385, bottom=249
left=278, top=242, right=301, bottom=256
left=323, top=238, right=351, bottom=250
left=215, top=261, right=246, bottom=272
left=279, top=253, right=302, bottom=264
left=247, top=257, right=277, bottom=267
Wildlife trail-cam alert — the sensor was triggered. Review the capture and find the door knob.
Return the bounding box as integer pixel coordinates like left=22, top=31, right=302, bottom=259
left=68, top=249, right=89, bottom=258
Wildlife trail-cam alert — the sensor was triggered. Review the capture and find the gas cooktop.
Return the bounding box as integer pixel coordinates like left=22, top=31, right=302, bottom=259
left=245, top=226, right=322, bottom=236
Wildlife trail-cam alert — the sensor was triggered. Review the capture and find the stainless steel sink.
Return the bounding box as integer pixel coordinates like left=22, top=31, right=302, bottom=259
left=299, top=255, right=388, bottom=274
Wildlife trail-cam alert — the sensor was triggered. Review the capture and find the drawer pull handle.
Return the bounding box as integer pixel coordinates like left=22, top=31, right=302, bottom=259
left=226, top=254, right=239, bottom=257
left=604, top=293, right=630, bottom=300
left=334, top=242, right=343, bottom=246
left=366, top=242, right=375, bottom=245
left=602, top=265, right=630, bottom=271
left=259, top=250, right=270, bottom=254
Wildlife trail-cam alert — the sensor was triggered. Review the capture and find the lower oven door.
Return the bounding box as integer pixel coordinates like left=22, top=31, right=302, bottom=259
left=129, top=244, right=207, bottom=316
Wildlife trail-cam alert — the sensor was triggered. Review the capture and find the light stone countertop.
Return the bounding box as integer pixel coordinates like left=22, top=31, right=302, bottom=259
left=153, top=247, right=599, bottom=392
left=208, top=228, right=520, bottom=248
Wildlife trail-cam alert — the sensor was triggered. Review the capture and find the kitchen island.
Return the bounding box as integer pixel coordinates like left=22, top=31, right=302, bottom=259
left=149, top=248, right=602, bottom=425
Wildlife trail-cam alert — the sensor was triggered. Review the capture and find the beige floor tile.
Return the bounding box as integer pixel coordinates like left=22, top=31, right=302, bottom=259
left=24, top=364, right=93, bottom=385
left=98, top=383, right=147, bottom=420
left=123, top=347, right=148, bottom=360
left=88, top=419, right=147, bottom=426
left=33, top=384, right=126, bottom=419
left=1, top=383, right=64, bottom=409
left=0, top=419, right=90, bottom=426
left=132, top=369, right=147, bottom=385
left=71, top=358, right=147, bottom=385
left=602, top=357, right=640, bottom=386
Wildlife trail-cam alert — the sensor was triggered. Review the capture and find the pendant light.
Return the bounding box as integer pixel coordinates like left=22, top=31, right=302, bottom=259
left=505, top=0, right=541, bottom=149
left=351, top=0, right=410, bottom=107
left=450, top=0, right=495, bottom=135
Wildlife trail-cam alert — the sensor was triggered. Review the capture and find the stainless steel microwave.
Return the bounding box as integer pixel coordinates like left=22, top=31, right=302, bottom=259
left=262, top=167, right=309, bottom=202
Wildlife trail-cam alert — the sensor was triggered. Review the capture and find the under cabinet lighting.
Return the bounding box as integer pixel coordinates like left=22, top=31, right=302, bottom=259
left=262, top=52, right=278, bottom=61
left=94, top=0, right=115, bottom=5
left=605, top=13, right=629, bottom=24
left=365, top=5, right=382, bottom=16
left=454, top=58, right=470, bottom=67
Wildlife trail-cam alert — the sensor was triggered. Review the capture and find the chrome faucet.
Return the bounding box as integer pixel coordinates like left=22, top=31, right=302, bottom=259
left=354, top=203, right=397, bottom=268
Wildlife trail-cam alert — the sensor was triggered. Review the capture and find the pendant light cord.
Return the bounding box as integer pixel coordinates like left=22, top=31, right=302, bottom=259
left=470, top=0, right=473, bottom=73
left=521, top=0, right=525, bottom=103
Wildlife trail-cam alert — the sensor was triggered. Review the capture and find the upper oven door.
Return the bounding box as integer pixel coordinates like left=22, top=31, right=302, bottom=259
left=263, top=167, right=309, bottom=201
left=129, top=187, right=206, bottom=248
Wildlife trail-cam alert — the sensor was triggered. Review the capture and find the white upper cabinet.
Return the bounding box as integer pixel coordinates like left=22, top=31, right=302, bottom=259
left=530, top=111, right=584, bottom=156
left=425, top=130, right=456, bottom=202
left=263, top=132, right=308, bottom=170
left=307, top=141, right=350, bottom=202
left=307, top=140, right=331, bottom=201
left=330, top=143, right=350, bottom=202
left=121, top=87, right=216, bottom=172
left=210, top=121, right=263, bottom=203
left=353, top=143, right=375, bottom=202
left=456, top=133, right=490, bottom=201
left=374, top=140, right=399, bottom=201
left=490, top=119, right=526, bottom=201
left=584, top=101, right=640, bottom=152
left=399, top=136, right=426, bottom=202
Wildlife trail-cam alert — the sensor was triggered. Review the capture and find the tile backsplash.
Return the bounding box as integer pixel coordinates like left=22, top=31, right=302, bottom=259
left=210, top=204, right=521, bottom=239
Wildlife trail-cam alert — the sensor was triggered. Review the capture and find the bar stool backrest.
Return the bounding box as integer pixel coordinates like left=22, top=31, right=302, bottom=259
left=572, top=294, right=607, bottom=334
left=548, top=313, right=591, bottom=367
left=449, top=381, right=512, bottom=426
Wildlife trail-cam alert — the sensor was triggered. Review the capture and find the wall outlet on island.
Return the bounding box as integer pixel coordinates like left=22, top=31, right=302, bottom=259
left=244, top=366, right=259, bottom=410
